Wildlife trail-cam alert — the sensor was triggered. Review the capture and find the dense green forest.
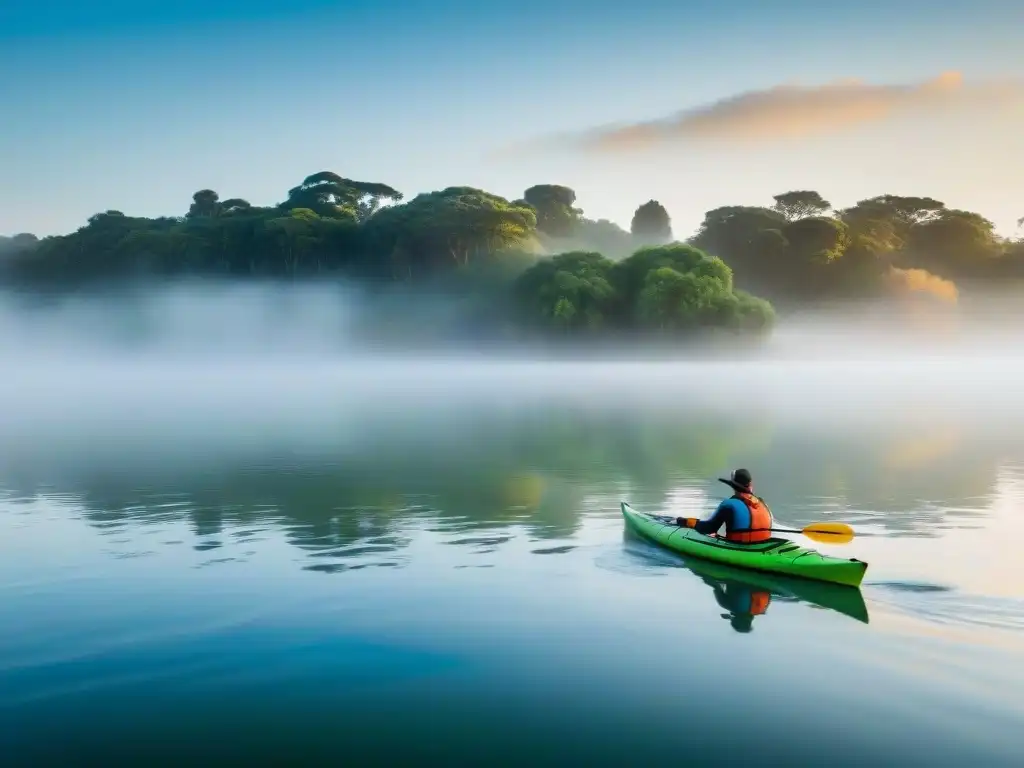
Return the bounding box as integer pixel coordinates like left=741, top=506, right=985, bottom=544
left=1, top=172, right=1022, bottom=339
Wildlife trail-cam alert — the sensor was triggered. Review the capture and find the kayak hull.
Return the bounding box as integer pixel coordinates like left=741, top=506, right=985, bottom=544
left=621, top=501, right=868, bottom=587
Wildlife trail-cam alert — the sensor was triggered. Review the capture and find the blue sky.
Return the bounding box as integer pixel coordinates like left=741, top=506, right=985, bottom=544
left=2, top=0, right=1022, bottom=238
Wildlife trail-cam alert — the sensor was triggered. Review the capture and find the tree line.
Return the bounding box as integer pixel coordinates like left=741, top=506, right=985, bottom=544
left=1, top=172, right=1021, bottom=338
left=692, top=191, right=1024, bottom=304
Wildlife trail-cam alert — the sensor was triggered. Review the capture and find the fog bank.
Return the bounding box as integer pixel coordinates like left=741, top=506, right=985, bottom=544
left=0, top=283, right=1021, bottom=466
left=3, top=281, right=1024, bottom=360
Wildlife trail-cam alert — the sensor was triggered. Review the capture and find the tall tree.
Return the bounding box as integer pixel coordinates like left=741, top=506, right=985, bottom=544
left=906, top=209, right=1002, bottom=278
left=692, top=206, right=787, bottom=256
left=630, top=200, right=672, bottom=243
left=868, top=195, right=946, bottom=224
left=283, top=171, right=402, bottom=221
left=0, top=233, right=39, bottom=255
left=220, top=198, right=252, bottom=215
left=187, top=190, right=221, bottom=219
left=772, top=191, right=831, bottom=220
left=839, top=195, right=946, bottom=240
left=366, top=187, right=537, bottom=276
left=521, top=185, right=581, bottom=237
left=782, top=216, right=850, bottom=265
left=690, top=205, right=788, bottom=287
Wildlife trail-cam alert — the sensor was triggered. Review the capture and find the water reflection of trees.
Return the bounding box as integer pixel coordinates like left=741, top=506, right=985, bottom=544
left=745, top=421, right=1019, bottom=536
left=1, top=408, right=769, bottom=568
left=0, top=405, right=1016, bottom=570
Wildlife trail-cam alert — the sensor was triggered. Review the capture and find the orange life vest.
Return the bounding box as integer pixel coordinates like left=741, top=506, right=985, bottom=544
left=748, top=591, right=771, bottom=616
left=724, top=491, right=773, bottom=544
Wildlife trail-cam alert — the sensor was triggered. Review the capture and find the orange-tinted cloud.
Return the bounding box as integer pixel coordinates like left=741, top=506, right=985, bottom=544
left=562, top=71, right=1023, bottom=152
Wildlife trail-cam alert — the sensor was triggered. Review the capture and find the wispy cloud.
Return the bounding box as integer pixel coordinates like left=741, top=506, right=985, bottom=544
left=521, top=72, right=1024, bottom=154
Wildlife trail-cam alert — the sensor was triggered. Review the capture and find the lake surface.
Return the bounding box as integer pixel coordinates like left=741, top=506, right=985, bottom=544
left=1, top=354, right=1023, bottom=766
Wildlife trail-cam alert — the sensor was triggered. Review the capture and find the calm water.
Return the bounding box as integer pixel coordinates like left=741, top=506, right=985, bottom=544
left=1, top=356, right=1023, bottom=766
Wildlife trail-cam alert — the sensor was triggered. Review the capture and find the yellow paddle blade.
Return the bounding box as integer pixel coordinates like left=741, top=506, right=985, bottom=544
left=801, top=522, right=855, bottom=544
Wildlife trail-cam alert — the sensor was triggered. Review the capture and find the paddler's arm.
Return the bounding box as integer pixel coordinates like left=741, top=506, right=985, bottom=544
left=676, top=500, right=733, bottom=535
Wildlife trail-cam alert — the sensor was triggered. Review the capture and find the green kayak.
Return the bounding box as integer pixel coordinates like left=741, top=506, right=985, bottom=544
left=621, top=501, right=868, bottom=587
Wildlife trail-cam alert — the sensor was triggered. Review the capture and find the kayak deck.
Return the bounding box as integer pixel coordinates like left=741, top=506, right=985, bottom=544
left=621, top=501, right=867, bottom=587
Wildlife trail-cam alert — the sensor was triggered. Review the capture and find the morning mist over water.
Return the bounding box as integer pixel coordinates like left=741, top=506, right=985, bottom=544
left=3, top=279, right=1022, bottom=587
left=1, top=280, right=1022, bottom=411
left=1, top=281, right=1023, bottom=542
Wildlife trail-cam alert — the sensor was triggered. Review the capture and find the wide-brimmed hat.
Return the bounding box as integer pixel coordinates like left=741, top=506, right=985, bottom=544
left=718, top=468, right=752, bottom=493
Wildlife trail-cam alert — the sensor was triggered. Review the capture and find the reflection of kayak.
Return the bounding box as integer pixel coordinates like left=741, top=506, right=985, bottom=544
left=675, top=549, right=869, bottom=624
left=621, top=502, right=868, bottom=587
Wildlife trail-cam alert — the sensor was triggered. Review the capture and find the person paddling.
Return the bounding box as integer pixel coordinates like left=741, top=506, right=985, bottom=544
left=674, top=468, right=774, bottom=544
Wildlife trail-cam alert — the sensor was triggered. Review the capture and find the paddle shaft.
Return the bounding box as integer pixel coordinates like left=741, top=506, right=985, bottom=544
left=660, top=515, right=852, bottom=539
left=772, top=526, right=843, bottom=536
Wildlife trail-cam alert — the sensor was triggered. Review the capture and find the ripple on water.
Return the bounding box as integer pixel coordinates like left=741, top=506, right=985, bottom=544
left=110, top=550, right=155, bottom=560
left=277, top=517, right=411, bottom=573
left=531, top=545, right=576, bottom=555
left=303, top=561, right=402, bottom=574
left=232, top=528, right=268, bottom=539
left=870, top=580, right=953, bottom=593
left=305, top=544, right=397, bottom=558
left=195, top=557, right=239, bottom=569
left=594, top=534, right=678, bottom=578
left=444, top=535, right=513, bottom=547
left=869, top=581, right=1024, bottom=633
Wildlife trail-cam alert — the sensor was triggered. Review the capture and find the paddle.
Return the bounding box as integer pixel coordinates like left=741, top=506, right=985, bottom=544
left=658, top=515, right=855, bottom=545
left=772, top=522, right=854, bottom=545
